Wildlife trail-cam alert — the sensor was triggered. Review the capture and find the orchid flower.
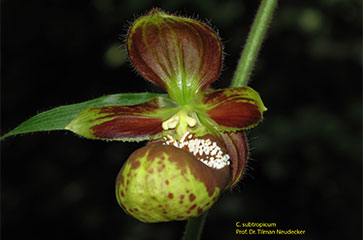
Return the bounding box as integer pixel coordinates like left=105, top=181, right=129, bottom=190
left=64, top=9, right=266, bottom=222
left=2, top=8, right=268, bottom=224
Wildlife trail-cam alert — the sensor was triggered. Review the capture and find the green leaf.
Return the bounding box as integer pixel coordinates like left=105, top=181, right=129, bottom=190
left=1, top=93, right=168, bottom=140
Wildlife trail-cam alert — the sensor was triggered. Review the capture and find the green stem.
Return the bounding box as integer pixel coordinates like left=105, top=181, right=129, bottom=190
left=183, top=211, right=208, bottom=240
left=231, top=0, right=278, bottom=88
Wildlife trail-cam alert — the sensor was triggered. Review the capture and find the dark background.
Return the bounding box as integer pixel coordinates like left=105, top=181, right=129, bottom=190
left=1, top=0, right=362, bottom=239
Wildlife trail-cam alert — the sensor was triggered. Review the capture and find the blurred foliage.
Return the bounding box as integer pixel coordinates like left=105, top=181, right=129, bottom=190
left=1, top=0, right=361, bottom=240
left=104, top=43, right=127, bottom=69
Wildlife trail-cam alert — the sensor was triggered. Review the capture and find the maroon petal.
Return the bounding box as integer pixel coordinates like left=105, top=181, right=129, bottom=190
left=202, top=87, right=267, bottom=131
left=66, top=97, right=177, bottom=141
left=220, top=131, right=249, bottom=187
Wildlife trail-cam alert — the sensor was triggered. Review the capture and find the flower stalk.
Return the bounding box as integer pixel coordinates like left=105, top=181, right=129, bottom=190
left=183, top=211, right=208, bottom=240
left=231, top=0, right=278, bottom=88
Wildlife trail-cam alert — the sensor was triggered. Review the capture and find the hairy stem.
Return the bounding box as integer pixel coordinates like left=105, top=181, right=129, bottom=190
left=183, top=212, right=208, bottom=240
left=231, top=0, right=278, bottom=88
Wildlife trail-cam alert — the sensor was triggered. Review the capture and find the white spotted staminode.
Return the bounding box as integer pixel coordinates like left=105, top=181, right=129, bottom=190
left=162, top=132, right=230, bottom=169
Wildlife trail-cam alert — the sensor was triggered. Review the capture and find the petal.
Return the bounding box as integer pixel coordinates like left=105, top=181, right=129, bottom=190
left=202, top=87, right=267, bottom=131
left=220, top=131, right=248, bottom=187
left=65, top=97, right=178, bottom=141
left=127, top=9, right=222, bottom=104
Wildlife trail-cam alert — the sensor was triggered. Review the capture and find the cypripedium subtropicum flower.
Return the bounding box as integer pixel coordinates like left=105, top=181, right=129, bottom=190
left=66, top=9, right=266, bottom=223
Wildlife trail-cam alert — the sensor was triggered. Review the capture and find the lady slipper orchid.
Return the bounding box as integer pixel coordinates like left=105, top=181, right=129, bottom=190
left=65, top=9, right=266, bottom=223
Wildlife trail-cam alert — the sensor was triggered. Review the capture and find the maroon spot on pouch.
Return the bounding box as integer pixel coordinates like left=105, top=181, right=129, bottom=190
left=186, top=204, right=197, bottom=215
left=131, top=160, right=141, bottom=169
left=189, top=194, right=196, bottom=202
left=148, top=168, right=154, bottom=174
left=197, top=207, right=203, bottom=214
left=158, top=164, right=166, bottom=172
left=168, top=193, right=174, bottom=199
left=165, top=180, right=169, bottom=185
left=190, top=204, right=197, bottom=210
left=179, top=195, right=185, bottom=203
